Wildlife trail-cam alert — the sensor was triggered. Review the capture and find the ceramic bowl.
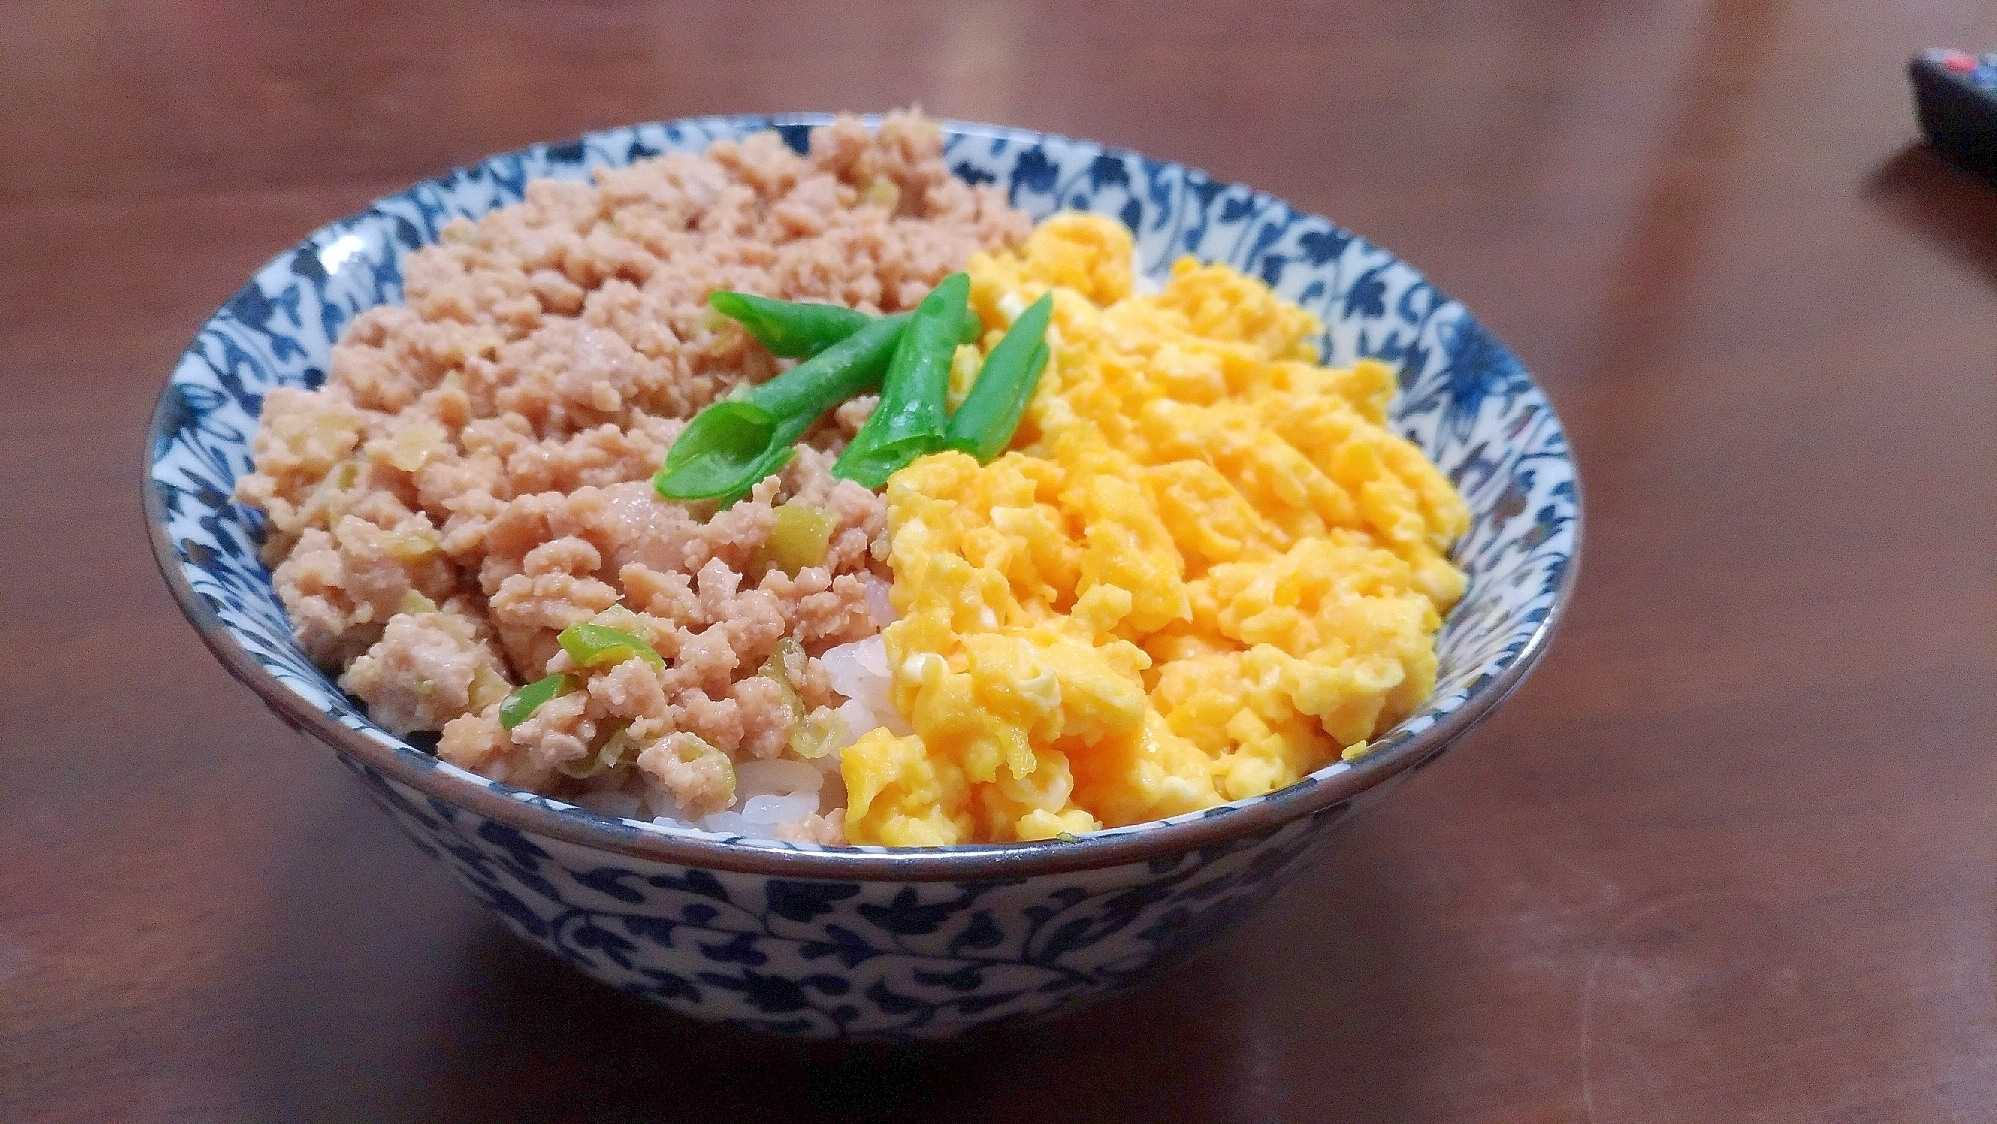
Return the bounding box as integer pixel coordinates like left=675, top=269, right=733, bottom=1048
left=145, top=115, right=1580, bottom=1039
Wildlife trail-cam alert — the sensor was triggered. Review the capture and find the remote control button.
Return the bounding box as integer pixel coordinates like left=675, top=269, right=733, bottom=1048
left=1944, top=50, right=1977, bottom=72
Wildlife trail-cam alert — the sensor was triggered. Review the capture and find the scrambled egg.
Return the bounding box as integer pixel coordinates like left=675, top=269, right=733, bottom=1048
left=841, top=214, right=1470, bottom=846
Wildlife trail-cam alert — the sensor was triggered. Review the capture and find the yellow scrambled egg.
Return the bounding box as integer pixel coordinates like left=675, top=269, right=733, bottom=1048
left=840, top=214, right=1471, bottom=846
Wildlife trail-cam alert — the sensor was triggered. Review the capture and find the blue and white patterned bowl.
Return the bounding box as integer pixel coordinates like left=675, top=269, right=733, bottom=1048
left=144, top=115, right=1580, bottom=1039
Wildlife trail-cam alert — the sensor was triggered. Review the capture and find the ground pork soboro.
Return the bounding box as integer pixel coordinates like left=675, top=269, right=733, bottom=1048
left=236, top=113, right=1030, bottom=842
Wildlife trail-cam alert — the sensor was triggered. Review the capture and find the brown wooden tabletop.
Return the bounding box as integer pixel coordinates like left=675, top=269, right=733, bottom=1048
left=7, top=1, right=1997, bottom=1119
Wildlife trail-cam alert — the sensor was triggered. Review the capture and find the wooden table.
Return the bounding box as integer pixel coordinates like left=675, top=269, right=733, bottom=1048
left=7, top=1, right=1997, bottom=1119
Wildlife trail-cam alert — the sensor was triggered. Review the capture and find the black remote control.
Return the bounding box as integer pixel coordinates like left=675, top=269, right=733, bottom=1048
left=1910, top=49, right=1997, bottom=187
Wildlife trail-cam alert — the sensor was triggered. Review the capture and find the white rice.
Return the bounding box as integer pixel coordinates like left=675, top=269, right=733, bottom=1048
left=736, top=757, right=825, bottom=796
left=818, top=634, right=912, bottom=737
left=863, top=576, right=895, bottom=627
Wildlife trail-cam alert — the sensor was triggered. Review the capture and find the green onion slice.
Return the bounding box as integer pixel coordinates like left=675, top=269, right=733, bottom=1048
left=499, top=673, right=572, bottom=731
left=557, top=622, right=667, bottom=671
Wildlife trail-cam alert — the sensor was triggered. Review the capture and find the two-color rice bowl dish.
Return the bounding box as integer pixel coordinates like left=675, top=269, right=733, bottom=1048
left=237, top=113, right=1470, bottom=848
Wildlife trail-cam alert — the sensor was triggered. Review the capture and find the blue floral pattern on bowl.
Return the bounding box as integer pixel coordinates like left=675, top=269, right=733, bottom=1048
left=145, top=115, right=1580, bottom=1038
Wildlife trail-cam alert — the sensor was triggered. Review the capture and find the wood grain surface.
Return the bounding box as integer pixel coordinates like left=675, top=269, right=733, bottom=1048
left=6, top=1, right=1997, bottom=1120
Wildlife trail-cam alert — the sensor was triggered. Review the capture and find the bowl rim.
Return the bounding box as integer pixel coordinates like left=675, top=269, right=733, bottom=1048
left=143, top=114, right=1582, bottom=882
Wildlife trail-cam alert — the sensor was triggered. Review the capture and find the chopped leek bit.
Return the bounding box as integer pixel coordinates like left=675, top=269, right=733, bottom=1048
left=499, top=673, right=572, bottom=731
left=557, top=753, right=600, bottom=780
left=468, top=665, right=512, bottom=712
left=559, top=722, right=637, bottom=779
left=590, top=603, right=650, bottom=635
left=758, top=636, right=844, bottom=758
left=399, top=590, right=438, bottom=615
left=557, top=622, right=666, bottom=670
left=791, top=711, right=847, bottom=760
left=380, top=529, right=440, bottom=562
left=674, top=733, right=722, bottom=762
left=1340, top=740, right=1373, bottom=763
left=862, top=176, right=901, bottom=212
left=759, top=636, right=807, bottom=718
left=674, top=734, right=737, bottom=803
left=382, top=422, right=444, bottom=471
left=1054, top=831, right=1080, bottom=843
left=763, top=503, right=834, bottom=575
